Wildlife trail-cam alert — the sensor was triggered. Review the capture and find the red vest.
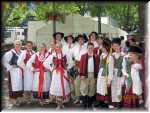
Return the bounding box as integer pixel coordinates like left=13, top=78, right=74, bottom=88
left=79, top=53, right=100, bottom=78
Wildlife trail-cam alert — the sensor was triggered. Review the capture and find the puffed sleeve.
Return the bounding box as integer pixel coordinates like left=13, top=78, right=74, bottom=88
left=17, top=50, right=26, bottom=70
left=2, top=51, right=13, bottom=72
left=26, top=54, right=36, bottom=71
left=122, top=56, right=129, bottom=77
left=43, top=54, right=54, bottom=71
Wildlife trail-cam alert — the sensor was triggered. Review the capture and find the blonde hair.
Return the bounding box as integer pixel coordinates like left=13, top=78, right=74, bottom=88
left=13, top=40, right=22, bottom=46
left=39, top=43, right=47, bottom=48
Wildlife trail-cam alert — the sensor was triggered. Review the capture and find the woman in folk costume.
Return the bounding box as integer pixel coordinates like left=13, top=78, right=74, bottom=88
left=26, top=43, right=51, bottom=106
left=17, top=41, right=35, bottom=104
left=122, top=45, right=144, bottom=108
left=110, top=38, right=125, bottom=108
left=3, top=40, right=23, bottom=107
left=43, top=43, right=70, bottom=109
left=96, top=38, right=114, bottom=108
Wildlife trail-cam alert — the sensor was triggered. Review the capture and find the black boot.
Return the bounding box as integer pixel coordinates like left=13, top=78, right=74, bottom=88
left=85, top=96, right=88, bottom=109
left=81, top=96, right=87, bottom=109
left=87, top=96, right=92, bottom=109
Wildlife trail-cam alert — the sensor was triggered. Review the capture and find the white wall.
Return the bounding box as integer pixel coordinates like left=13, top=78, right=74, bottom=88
left=28, top=14, right=128, bottom=46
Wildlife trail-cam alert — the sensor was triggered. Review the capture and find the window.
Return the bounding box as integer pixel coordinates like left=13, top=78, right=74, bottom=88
left=17, top=32, right=20, bottom=35
left=3, top=31, right=11, bottom=39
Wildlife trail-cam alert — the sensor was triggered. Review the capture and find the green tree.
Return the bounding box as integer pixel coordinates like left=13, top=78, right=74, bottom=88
left=2, top=2, right=29, bottom=26
left=103, top=3, right=139, bottom=32
left=82, top=2, right=140, bottom=33
left=2, top=2, right=80, bottom=26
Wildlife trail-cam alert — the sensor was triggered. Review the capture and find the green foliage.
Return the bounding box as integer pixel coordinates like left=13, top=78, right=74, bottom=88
left=2, top=1, right=140, bottom=32
left=2, top=2, right=29, bottom=26
left=2, top=2, right=80, bottom=26
left=76, top=2, right=139, bottom=32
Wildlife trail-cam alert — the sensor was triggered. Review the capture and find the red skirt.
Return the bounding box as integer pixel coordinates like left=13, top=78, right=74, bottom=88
left=123, top=87, right=139, bottom=108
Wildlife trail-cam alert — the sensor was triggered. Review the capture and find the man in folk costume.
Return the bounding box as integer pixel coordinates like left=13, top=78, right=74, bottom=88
left=48, top=32, right=64, bottom=55
left=122, top=45, right=144, bottom=108
left=79, top=43, right=99, bottom=109
left=43, top=43, right=70, bottom=109
left=17, top=41, right=35, bottom=104
left=96, top=38, right=114, bottom=108
left=3, top=40, right=23, bottom=108
left=72, top=34, right=88, bottom=104
left=88, top=31, right=99, bottom=48
left=62, top=34, right=76, bottom=101
left=94, top=34, right=103, bottom=56
left=26, top=43, right=51, bottom=106
left=110, top=38, right=125, bottom=108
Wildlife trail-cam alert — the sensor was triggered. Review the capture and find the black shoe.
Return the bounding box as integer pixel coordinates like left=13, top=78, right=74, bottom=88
left=87, top=96, right=92, bottom=109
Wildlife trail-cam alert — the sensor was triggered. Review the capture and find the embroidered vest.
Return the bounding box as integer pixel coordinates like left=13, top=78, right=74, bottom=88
left=100, top=57, right=108, bottom=76
left=53, top=56, right=67, bottom=69
left=113, top=55, right=123, bottom=77
left=33, top=55, right=45, bottom=70
left=9, top=51, right=19, bottom=66
left=125, top=58, right=132, bottom=88
left=24, top=51, right=33, bottom=65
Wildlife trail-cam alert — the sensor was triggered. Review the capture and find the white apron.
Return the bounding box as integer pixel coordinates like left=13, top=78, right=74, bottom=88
left=50, top=70, right=70, bottom=96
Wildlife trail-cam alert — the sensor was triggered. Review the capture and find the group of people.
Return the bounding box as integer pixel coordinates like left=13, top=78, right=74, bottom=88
left=2, top=31, right=146, bottom=110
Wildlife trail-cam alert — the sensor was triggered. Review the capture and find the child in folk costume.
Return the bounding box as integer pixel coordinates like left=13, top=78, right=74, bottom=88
left=3, top=40, right=23, bottom=107
left=17, top=41, right=35, bottom=104
left=62, top=35, right=75, bottom=101
left=26, top=43, right=51, bottom=106
left=43, top=43, right=70, bottom=109
left=111, top=38, right=125, bottom=108
left=122, top=45, right=144, bottom=108
left=96, top=38, right=114, bottom=108
left=79, top=43, right=100, bottom=109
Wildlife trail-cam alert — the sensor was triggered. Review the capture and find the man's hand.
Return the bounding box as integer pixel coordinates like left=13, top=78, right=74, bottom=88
left=80, top=76, right=86, bottom=80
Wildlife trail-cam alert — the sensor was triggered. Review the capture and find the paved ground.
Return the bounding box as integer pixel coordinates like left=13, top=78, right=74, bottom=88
left=1, top=69, right=147, bottom=112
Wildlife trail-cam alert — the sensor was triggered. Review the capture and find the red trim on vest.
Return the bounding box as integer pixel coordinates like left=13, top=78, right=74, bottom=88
left=24, top=50, right=33, bottom=64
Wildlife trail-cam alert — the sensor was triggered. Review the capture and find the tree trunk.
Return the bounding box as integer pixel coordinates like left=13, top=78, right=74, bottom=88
left=97, top=5, right=101, bottom=34
left=138, top=2, right=146, bottom=41
left=53, top=2, right=56, bottom=33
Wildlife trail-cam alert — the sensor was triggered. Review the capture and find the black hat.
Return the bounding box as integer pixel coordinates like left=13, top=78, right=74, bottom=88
left=128, top=45, right=142, bottom=54
left=112, top=38, right=121, bottom=45
left=64, top=34, right=74, bottom=42
left=75, top=34, right=88, bottom=43
left=102, top=38, right=111, bottom=52
left=53, top=32, right=64, bottom=39
left=120, top=36, right=124, bottom=40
